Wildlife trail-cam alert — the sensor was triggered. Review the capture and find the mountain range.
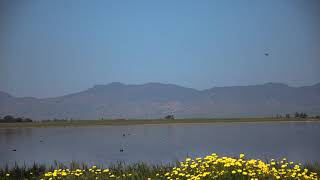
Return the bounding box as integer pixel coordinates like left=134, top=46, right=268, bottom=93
left=1, top=82, right=320, bottom=120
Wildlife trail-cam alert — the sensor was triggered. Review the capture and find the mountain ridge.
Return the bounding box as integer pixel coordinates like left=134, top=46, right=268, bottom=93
left=0, top=82, right=319, bottom=120
left=1, top=82, right=319, bottom=99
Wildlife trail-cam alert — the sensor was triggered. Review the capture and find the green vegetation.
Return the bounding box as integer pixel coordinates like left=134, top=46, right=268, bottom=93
left=0, top=115, right=33, bottom=123
left=0, top=161, right=174, bottom=180
left=294, top=112, right=309, bottom=118
left=0, top=153, right=319, bottom=179
left=1, top=117, right=320, bottom=129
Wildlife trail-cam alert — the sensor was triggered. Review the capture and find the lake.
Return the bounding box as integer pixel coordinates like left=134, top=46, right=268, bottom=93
left=1, top=122, right=320, bottom=167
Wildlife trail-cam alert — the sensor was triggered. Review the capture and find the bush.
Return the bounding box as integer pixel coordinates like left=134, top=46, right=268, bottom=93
left=164, top=115, right=175, bottom=119
left=0, top=115, right=33, bottom=123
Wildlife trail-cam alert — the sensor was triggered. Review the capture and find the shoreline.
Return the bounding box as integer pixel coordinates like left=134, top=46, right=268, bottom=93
left=1, top=118, right=320, bottom=129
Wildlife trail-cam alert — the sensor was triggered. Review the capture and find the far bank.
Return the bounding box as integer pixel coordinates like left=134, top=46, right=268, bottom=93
left=1, top=117, right=320, bottom=129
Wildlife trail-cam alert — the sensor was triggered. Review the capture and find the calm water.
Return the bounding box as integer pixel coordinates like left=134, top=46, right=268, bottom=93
left=0, top=122, right=320, bottom=167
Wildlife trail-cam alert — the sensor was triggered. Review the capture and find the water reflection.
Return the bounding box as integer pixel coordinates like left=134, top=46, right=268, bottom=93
left=1, top=128, right=32, bottom=145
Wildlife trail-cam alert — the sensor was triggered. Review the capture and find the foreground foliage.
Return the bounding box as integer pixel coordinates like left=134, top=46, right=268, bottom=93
left=1, top=153, right=319, bottom=179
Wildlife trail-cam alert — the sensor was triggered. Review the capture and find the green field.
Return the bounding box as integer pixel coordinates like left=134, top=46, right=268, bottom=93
left=1, top=117, right=319, bottom=128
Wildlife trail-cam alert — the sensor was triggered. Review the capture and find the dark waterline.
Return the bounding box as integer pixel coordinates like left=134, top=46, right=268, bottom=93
left=0, top=122, right=320, bottom=167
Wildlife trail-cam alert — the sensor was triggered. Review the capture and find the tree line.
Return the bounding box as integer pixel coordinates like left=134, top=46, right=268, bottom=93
left=276, top=112, right=320, bottom=119
left=294, top=112, right=308, bottom=118
left=0, top=115, right=33, bottom=123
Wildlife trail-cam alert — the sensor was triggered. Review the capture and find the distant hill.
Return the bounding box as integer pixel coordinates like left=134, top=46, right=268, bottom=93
left=0, top=82, right=319, bottom=120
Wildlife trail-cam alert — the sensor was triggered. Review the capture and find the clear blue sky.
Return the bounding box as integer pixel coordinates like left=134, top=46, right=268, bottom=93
left=1, top=0, right=319, bottom=98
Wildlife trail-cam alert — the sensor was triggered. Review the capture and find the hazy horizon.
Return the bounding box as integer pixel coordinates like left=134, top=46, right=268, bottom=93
left=1, top=81, right=320, bottom=98
left=1, top=0, right=320, bottom=98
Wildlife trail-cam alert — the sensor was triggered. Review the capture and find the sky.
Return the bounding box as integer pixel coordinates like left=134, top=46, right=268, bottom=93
left=1, top=0, right=320, bottom=98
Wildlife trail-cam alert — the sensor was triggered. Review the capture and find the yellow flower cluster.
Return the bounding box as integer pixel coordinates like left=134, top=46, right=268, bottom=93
left=42, top=166, right=133, bottom=179
left=39, top=153, right=319, bottom=180
left=158, top=153, right=318, bottom=180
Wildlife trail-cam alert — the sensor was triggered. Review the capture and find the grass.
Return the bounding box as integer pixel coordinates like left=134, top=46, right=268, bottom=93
left=0, top=161, right=174, bottom=180
left=1, top=117, right=320, bottom=129
left=0, top=153, right=319, bottom=179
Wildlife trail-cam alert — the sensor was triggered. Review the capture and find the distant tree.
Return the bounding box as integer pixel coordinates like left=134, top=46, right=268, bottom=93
left=0, top=115, right=33, bottom=123
left=24, top=118, right=33, bottom=122
left=15, top=117, right=23, bottom=122
left=301, top=113, right=308, bottom=118
left=4, top=115, right=14, bottom=121
left=294, top=112, right=308, bottom=118
left=285, top=114, right=290, bottom=118
left=164, top=115, right=175, bottom=120
left=299, top=112, right=303, bottom=118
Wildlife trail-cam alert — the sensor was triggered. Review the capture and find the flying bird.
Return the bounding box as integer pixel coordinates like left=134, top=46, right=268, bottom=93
left=264, top=53, right=269, bottom=56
